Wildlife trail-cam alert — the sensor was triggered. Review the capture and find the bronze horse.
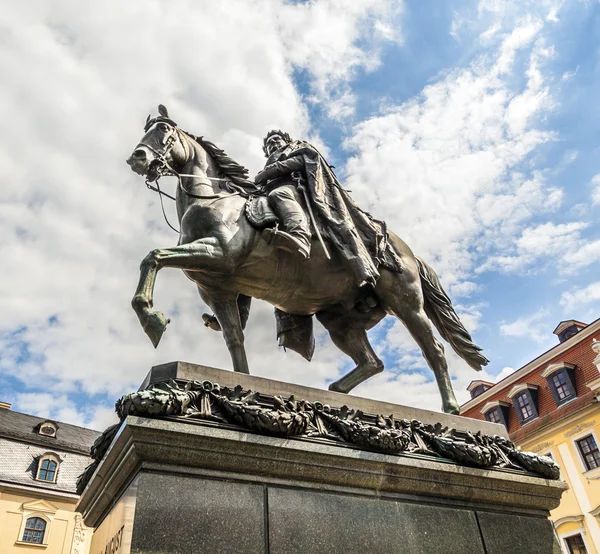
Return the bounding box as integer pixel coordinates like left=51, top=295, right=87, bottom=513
left=127, top=107, right=488, bottom=414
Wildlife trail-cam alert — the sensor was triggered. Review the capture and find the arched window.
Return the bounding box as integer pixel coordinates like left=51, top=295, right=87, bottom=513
left=22, top=517, right=46, bottom=544
left=36, top=453, right=61, bottom=483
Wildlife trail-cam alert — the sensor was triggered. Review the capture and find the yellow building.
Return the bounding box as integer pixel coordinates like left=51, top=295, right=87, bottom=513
left=461, top=319, right=600, bottom=554
left=0, top=402, right=99, bottom=553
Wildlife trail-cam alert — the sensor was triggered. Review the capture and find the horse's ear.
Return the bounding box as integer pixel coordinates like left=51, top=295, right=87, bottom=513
left=145, top=114, right=151, bottom=125
left=158, top=104, right=169, bottom=118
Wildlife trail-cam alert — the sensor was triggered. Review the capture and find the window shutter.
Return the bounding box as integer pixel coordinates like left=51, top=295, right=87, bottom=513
left=529, top=389, right=539, bottom=418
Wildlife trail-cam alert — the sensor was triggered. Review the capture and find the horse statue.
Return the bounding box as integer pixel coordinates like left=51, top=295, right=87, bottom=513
left=126, top=106, right=488, bottom=414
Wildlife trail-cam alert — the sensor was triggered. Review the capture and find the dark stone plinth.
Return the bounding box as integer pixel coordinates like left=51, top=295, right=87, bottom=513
left=80, top=365, right=565, bottom=554
left=132, top=473, right=265, bottom=554
left=268, top=488, right=486, bottom=554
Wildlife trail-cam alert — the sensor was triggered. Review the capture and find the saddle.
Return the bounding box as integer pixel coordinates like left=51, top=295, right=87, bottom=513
left=244, top=195, right=278, bottom=229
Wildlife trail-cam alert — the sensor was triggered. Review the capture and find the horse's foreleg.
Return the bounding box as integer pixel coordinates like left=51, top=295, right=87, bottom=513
left=200, top=292, right=249, bottom=374
left=132, top=239, right=231, bottom=348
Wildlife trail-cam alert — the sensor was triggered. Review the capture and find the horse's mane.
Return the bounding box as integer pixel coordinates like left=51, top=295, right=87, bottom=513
left=186, top=133, right=258, bottom=194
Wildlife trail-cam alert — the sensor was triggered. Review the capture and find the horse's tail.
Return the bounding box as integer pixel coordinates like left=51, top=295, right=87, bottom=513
left=416, top=257, right=489, bottom=371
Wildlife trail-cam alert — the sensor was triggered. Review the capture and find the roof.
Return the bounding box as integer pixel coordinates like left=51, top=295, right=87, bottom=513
left=0, top=408, right=100, bottom=454
left=0, top=437, right=93, bottom=495
left=460, top=316, right=600, bottom=413
left=466, top=380, right=494, bottom=392
left=553, top=320, right=588, bottom=335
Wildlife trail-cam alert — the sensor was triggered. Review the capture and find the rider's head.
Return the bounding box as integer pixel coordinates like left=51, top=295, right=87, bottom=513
left=263, top=130, right=292, bottom=157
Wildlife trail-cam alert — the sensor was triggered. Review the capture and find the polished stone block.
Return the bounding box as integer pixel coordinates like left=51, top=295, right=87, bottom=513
left=268, top=488, right=486, bottom=554
left=477, top=512, right=562, bottom=554
left=131, top=473, right=265, bottom=554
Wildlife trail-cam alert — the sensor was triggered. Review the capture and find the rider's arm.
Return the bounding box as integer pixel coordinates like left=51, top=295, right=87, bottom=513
left=255, top=155, right=305, bottom=184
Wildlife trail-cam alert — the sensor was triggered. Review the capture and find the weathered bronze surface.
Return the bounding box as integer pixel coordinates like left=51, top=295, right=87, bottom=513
left=77, top=378, right=559, bottom=494
left=127, top=105, right=489, bottom=414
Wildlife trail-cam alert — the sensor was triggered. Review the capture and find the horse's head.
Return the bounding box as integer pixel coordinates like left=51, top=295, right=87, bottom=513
left=127, top=105, right=190, bottom=182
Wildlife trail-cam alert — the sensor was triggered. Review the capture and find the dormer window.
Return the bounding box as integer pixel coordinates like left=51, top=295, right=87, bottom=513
left=467, top=380, right=494, bottom=399
left=37, top=421, right=58, bottom=438
left=507, top=384, right=539, bottom=425
left=553, top=320, right=588, bottom=344
left=541, top=363, right=577, bottom=406
left=480, top=400, right=510, bottom=428
left=36, top=453, right=61, bottom=483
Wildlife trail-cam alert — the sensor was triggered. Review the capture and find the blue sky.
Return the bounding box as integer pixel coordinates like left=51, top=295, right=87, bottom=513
left=2, top=0, right=600, bottom=429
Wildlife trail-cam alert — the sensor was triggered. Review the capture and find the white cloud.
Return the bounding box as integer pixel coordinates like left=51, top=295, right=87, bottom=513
left=500, top=308, right=550, bottom=342
left=0, top=0, right=403, bottom=423
left=480, top=221, right=592, bottom=274
left=560, top=281, right=600, bottom=310
left=344, top=19, right=558, bottom=294
left=278, top=0, right=404, bottom=116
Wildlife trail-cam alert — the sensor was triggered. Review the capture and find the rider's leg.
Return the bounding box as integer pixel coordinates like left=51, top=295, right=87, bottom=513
left=265, top=184, right=311, bottom=257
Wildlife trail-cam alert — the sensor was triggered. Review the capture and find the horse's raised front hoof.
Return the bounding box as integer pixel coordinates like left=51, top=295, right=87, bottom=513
left=143, top=311, right=170, bottom=348
left=442, top=399, right=460, bottom=415
left=328, top=380, right=350, bottom=394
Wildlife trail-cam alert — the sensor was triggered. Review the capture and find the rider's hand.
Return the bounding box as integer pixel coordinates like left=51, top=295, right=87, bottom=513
left=254, top=169, right=269, bottom=184
left=255, top=164, right=278, bottom=184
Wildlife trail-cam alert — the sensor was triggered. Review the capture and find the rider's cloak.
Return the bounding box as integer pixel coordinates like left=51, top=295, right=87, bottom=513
left=264, top=140, right=402, bottom=289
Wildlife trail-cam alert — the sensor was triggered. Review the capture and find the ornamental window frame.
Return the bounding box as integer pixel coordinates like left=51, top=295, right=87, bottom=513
left=541, top=362, right=577, bottom=407
left=36, top=420, right=58, bottom=438
left=507, top=384, right=539, bottom=425
left=35, top=453, right=61, bottom=483
left=15, top=500, right=58, bottom=548
left=559, top=528, right=591, bottom=554
left=575, top=433, right=600, bottom=473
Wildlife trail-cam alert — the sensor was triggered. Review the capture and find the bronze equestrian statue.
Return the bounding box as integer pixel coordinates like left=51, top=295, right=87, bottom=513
left=127, top=105, right=488, bottom=414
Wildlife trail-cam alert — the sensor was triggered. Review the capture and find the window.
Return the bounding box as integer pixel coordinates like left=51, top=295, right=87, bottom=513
left=577, top=435, right=600, bottom=471
left=516, top=391, right=534, bottom=421
left=36, top=454, right=60, bottom=483
left=37, top=421, right=57, bottom=438
left=480, top=401, right=510, bottom=428
left=486, top=408, right=502, bottom=423
left=543, top=363, right=577, bottom=407
left=471, top=385, right=487, bottom=398
left=565, top=533, right=588, bottom=554
left=22, top=517, right=46, bottom=544
left=552, top=371, right=573, bottom=401
left=507, top=384, right=539, bottom=425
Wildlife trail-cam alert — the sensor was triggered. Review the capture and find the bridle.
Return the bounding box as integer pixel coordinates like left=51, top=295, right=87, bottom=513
left=137, top=120, right=241, bottom=233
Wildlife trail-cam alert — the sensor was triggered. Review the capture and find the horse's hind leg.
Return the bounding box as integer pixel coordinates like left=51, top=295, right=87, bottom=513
left=380, top=271, right=460, bottom=414
left=317, top=312, right=383, bottom=394
left=200, top=291, right=249, bottom=374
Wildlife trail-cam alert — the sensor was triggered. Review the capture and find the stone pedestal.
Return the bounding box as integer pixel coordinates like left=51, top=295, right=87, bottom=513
left=78, top=362, right=566, bottom=554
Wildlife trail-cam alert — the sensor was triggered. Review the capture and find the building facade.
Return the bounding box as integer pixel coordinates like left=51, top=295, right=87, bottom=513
left=0, top=402, right=100, bottom=553
left=461, top=319, right=600, bottom=554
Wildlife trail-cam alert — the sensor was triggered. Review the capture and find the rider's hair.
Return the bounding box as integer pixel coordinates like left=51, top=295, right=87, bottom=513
left=262, top=130, right=292, bottom=156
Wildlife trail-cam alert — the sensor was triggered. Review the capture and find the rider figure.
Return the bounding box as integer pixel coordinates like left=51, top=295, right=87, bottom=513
left=255, top=130, right=311, bottom=259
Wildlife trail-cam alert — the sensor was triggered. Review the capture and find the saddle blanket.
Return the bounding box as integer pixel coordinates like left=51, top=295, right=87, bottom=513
left=244, top=195, right=278, bottom=229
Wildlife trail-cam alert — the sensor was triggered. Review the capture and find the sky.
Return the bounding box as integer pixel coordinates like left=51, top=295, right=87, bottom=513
left=2, top=0, right=600, bottom=430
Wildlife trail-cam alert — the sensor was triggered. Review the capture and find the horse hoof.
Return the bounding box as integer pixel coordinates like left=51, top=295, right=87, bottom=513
left=442, top=401, right=460, bottom=415
left=328, top=381, right=350, bottom=394
left=143, top=311, right=170, bottom=348
left=202, top=313, right=222, bottom=332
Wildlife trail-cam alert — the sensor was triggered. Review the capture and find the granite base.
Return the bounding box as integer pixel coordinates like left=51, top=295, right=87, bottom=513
left=78, top=363, right=566, bottom=554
